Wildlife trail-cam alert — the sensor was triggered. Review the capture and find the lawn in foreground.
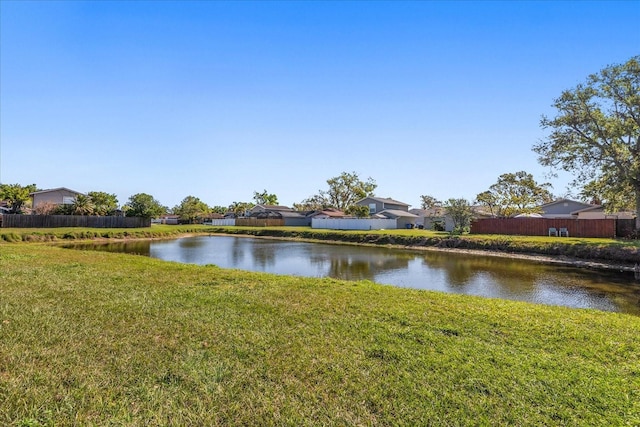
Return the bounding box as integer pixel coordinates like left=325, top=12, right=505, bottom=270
left=1, top=244, right=639, bottom=426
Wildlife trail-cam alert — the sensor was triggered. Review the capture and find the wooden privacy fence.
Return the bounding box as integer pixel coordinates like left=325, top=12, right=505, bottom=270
left=1, top=215, right=150, bottom=228
left=470, top=218, right=616, bottom=238
left=235, top=218, right=285, bottom=227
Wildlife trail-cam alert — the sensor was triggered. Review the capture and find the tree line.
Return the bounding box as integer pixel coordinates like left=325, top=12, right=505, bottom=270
left=2, top=56, right=638, bottom=228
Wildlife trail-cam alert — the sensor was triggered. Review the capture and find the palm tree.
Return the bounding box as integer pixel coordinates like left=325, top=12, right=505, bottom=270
left=72, top=194, right=95, bottom=216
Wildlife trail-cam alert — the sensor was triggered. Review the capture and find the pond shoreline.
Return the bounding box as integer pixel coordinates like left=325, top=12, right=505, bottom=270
left=92, top=230, right=637, bottom=276
left=208, top=232, right=638, bottom=275
left=6, top=225, right=637, bottom=277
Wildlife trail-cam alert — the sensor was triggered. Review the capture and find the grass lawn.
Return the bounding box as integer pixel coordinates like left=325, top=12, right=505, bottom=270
left=1, top=243, right=639, bottom=426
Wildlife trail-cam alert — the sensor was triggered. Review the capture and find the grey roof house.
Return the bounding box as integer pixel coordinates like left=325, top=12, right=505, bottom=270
left=375, top=209, right=420, bottom=229
left=539, top=199, right=601, bottom=219
left=30, top=187, right=84, bottom=211
left=249, top=205, right=309, bottom=226
left=356, top=197, right=410, bottom=215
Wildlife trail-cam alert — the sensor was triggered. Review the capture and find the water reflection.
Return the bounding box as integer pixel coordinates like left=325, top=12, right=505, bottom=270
left=64, top=236, right=640, bottom=315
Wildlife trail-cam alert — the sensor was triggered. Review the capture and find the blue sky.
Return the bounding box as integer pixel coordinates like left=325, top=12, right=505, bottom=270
left=1, top=1, right=638, bottom=209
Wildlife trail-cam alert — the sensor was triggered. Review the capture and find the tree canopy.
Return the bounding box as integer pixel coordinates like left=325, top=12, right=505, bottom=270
left=253, top=190, right=278, bottom=206
left=229, top=201, right=254, bottom=217
left=301, top=172, right=377, bottom=211
left=174, top=196, right=210, bottom=224
left=124, top=193, right=167, bottom=219
left=88, top=191, right=119, bottom=216
left=444, top=198, right=474, bottom=234
left=0, top=183, right=37, bottom=214
left=419, top=195, right=442, bottom=210
left=71, top=194, right=95, bottom=216
left=476, top=171, right=553, bottom=217
left=344, top=204, right=370, bottom=218
left=533, top=56, right=640, bottom=225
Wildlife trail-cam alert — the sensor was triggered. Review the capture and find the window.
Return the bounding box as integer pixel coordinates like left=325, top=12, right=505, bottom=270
left=62, top=196, right=76, bottom=205
left=369, top=203, right=376, bottom=214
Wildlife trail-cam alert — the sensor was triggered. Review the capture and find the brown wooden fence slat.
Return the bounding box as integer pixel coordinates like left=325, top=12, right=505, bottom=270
left=470, top=218, right=616, bottom=238
left=1, top=215, right=151, bottom=228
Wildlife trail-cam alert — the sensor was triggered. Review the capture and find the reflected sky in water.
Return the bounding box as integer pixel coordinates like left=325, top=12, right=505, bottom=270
left=67, top=236, right=640, bottom=315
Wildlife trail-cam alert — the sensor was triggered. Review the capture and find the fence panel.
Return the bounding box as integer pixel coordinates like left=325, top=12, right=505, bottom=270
left=1, top=215, right=150, bottom=228
left=312, top=218, right=397, bottom=230
left=203, top=219, right=236, bottom=226
left=235, top=218, right=285, bottom=227
left=470, top=218, right=616, bottom=238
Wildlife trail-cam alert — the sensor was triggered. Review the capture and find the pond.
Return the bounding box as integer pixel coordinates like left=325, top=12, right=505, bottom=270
left=67, top=235, right=640, bottom=315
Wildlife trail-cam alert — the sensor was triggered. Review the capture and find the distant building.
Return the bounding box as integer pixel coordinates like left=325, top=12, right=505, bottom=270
left=30, top=187, right=84, bottom=211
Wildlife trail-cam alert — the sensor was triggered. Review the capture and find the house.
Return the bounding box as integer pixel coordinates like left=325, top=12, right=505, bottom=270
left=539, top=198, right=633, bottom=220
left=306, top=208, right=346, bottom=220
left=539, top=198, right=596, bottom=219
left=204, top=213, right=225, bottom=220
left=249, top=206, right=309, bottom=226
left=410, top=207, right=452, bottom=231
left=249, top=205, right=295, bottom=215
left=30, top=187, right=84, bottom=211
left=410, top=205, right=493, bottom=232
left=375, top=209, right=419, bottom=229
left=154, top=214, right=180, bottom=225
left=356, top=197, right=410, bottom=215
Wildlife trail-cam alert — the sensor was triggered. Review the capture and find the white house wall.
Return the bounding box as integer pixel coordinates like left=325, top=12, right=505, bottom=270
left=312, top=218, right=397, bottom=230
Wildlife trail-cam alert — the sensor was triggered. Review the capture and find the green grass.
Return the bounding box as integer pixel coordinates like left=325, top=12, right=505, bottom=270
left=1, top=244, right=639, bottom=425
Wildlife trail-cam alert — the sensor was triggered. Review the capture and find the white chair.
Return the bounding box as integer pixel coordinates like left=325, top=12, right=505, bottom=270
left=559, top=227, right=569, bottom=237
left=548, top=227, right=558, bottom=237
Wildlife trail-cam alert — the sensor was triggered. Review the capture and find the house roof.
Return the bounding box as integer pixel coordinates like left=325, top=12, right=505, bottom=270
left=379, top=209, right=419, bottom=218
left=571, top=205, right=604, bottom=214
left=205, top=213, right=225, bottom=219
left=514, top=213, right=544, bottom=218
left=410, top=207, right=446, bottom=217
left=307, top=209, right=346, bottom=218
left=254, top=204, right=293, bottom=211
left=30, top=187, right=85, bottom=196
left=358, top=196, right=410, bottom=207
left=539, top=198, right=594, bottom=210
left=277, top=210, right=306, bottom=218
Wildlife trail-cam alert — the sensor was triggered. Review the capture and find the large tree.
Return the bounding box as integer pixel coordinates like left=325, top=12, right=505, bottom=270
left=303, top=172, right=377, bottom=211
left=229, top=201, right=254, bottom=217
left=344, top=204, right=370, bottom=218
left=253, top=189, right=278, bottom=206
left=174, top=196, right=210, bottom=224
left=210, top=205, right=228, bottom=215
left=124, top=193, right=167, bottom=219
left=294, top=194, right=329, bottom=212
left=474, top=191, right=499, bottom=217
left=476, top=171, right=553, bottom=217
left=444, top=198, right=474, bottom=234
left=578, top=171, right=634, bottom=212
left=0, top=183, right=37, bottom=214
left=419, top=194, right=442, bottom=210
left=88, top=191, right=119, bottom=216
left=533, top=56, right=640, bottom=227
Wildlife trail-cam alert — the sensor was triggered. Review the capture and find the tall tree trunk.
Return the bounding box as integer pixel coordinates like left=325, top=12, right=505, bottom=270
left=636, top=184, right=640, bottom=231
